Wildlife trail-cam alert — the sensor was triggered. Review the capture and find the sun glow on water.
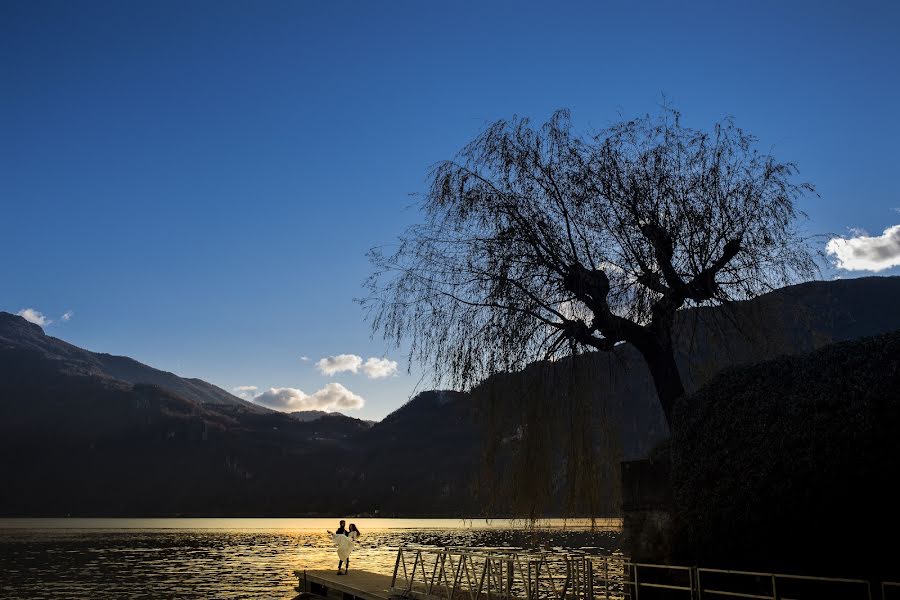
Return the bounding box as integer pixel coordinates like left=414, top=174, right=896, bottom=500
left=0, top=518, right=622, bottom=599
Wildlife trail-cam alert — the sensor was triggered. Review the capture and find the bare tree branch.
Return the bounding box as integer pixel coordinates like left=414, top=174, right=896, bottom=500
left=362, top=107, right=819, bottom=427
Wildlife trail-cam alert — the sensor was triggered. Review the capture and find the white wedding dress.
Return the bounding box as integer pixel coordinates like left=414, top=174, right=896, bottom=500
left=333, top=530, right=358, bottom=561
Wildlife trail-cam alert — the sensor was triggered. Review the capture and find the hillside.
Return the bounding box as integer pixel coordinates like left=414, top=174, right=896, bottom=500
left=0, top=312, right=259, bottom=410
left=1, top=276, right=899, bottom=516
left=0, top=314, right=372, bottom=516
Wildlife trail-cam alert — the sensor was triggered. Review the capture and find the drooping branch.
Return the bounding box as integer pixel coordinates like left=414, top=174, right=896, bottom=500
left=362, top=107, right=818, bottom=428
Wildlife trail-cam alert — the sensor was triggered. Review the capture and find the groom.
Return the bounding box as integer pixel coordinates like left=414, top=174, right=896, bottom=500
left=331, top=519, right=350, bottom=575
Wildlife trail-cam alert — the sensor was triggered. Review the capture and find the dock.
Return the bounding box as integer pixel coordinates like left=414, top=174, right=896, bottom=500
left=294, top=546, right=900, bottom=600
left=294, top=569, right=396, bottom=600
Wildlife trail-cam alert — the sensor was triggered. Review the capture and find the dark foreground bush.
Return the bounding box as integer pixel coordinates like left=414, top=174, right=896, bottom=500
left=670, top=330, right=900, bottom=579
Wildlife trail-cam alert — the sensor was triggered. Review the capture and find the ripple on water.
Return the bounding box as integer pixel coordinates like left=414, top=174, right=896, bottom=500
left=0, top=519, right=622, bottom=599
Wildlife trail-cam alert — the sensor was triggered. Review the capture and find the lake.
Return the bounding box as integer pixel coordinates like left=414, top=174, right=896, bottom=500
left=0, top=518, right=623, bottom=599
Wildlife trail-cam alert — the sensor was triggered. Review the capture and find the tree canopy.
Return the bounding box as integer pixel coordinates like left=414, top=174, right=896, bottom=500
left=364, top=108, right=817, bottom=426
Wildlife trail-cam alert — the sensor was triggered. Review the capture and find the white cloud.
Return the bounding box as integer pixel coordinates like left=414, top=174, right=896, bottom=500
left=61, top=310, right=74, bottom=322
left=232, top=385, right=258, bottom=400
left=252, top=383, right=364, bottom=412
left=361, top=357, right=398, bottom=379
left=315, top=353, right=399, bottom=379
left=17, top=308, right=51, bottom=327
left=826, top=224, right=900, bottom=272
left=316, top=354, right=363, bottom=375
left=299, top=356, right=310, bottom=362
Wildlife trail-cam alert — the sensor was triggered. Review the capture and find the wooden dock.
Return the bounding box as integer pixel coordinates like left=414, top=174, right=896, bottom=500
left=294, top=569, right=397, bottom=600
left=296, top=546, right=900, bottom=600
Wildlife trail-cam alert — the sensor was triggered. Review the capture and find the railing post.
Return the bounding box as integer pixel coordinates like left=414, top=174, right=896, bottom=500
left=392, top=547, right=402, bottom=589
left=411, top=548, right=417, bottom=593
left=633, top=563, right=640, bottom=600
left=603, top=558, right=610, bottom=600
left=586, top=558, right=593, bottom=600
left=486, top=558, right=491, bottom=600
left=428, top=549, right=441, bottom=596
left=529, top=559, right=535, bottom=600
left=451, top=550, right=464, bottom=600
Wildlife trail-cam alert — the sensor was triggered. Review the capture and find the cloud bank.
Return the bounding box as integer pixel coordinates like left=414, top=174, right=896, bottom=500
left=826, top=224, right=900, bottom=272
left=17, top=308, right=51, bottom=327
left=316, top=354, right=398, bottom=378
left=252, top=383, right=365, bottom=412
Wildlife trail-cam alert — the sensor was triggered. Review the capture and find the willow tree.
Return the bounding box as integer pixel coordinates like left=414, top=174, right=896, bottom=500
left=364, top=108, right=816, bottom=428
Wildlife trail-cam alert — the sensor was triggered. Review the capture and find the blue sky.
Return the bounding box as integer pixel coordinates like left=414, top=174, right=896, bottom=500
left=2, top=0, right=899, bottom=420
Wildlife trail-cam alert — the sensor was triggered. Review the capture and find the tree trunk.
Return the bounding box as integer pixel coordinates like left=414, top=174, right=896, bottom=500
left=640, top=342, right=684, bottom=429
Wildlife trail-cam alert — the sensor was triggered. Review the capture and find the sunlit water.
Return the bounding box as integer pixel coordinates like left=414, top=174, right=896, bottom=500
left=0, top=518, right=622, bottom=599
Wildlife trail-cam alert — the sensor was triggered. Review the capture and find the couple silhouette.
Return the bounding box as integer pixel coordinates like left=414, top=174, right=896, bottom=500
left=326, top=519, right=360, bottom=575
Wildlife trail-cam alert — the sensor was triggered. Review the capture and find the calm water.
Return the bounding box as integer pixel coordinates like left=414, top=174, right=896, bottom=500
left=0, top=518, right=622, bottom=599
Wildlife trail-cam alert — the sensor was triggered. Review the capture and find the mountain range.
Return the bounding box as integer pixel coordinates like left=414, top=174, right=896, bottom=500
left=1, top=276, right=898, bottom=516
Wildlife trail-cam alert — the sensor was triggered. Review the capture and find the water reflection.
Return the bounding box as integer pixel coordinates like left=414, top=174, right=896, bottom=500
left=0, top=518, right=622, bottom=599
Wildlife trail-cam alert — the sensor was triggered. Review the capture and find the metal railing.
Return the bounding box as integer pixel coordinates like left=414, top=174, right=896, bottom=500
left=695, top=567, right=874, bottom=600
left=390, top=546, right=898, bottom=600
left=882, top=582, right=900, bottom=600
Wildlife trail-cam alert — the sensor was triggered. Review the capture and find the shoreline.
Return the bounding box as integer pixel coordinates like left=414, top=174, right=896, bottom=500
left=0, top=515, right=623, bottom=528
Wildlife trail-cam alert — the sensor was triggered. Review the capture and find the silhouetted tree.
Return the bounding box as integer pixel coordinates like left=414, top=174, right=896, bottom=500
left=364, top=108, right=817, bottom=428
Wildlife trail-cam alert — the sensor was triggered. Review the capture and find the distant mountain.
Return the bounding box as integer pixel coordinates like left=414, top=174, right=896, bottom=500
left=289, top=410, right=334, bottom=422
left=289, top=410, right=375, bottom=425
left=0, top=313, right=259, bottom=411
left=342, top=390, right=475, bottom=516
left=1, top=276, right=899, bottom=517
left=0, top=313, right=372, bottom=516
